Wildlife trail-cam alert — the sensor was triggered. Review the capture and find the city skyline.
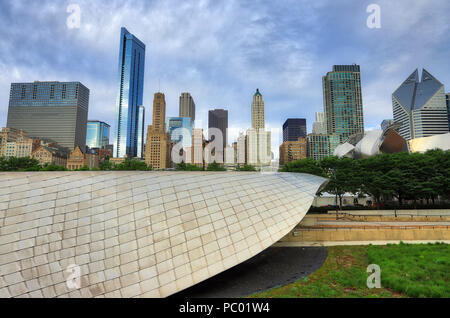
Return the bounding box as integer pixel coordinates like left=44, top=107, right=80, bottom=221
left=0, top=0, right=449, bottom=159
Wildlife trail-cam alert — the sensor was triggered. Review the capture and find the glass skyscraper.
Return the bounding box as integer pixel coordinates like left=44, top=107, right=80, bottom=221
left=283, top=118, right=307, bottom=142
left=86, top=120, right=110, bottom=149
left=392, top=69, right=448, bottom=140
left=323, top=65, right=364, bottom=143
left=136, top=105, right=145, bottom=158
left=167, top=117, right=192, bottom=147
left=114, top=27, right=146, bottom=158
left=7, top=81, right=89, bottom=151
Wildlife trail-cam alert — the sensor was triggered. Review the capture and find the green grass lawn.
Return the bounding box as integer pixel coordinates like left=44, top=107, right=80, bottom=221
left=250, top=243, right=449, bottom=298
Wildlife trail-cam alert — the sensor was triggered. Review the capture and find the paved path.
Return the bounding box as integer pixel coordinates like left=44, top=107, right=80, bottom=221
left=171, top=246, right=327, bottom=298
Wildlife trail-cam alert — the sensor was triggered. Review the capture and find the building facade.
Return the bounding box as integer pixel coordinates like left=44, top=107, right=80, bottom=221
left=283, top=118, right=307, bottom=142
left=0, top=128, right=28, bottom=157
left=145, top=93, right=170, bottom=169
left=279, top=137, right=307, bottom=166
left=114, top=27, right=146, bottom=158
left=224, top=145, right=235, bottom=168
left=323, top=65, right=364, bottom=142
left=307, top=134, right=340, bottom=161
left=66, top=146, right=99, bottom=170
left=251, top=89, right=265, bottom=129
left=247, top=89, right=271, bottom=166
left=192, top=128, right=204, bottom=167
left=312, top=112, right=327, bottom=134
left=446, top=93, right=450, bottom=131
left=236, top=132, right=246, bottom=166
left=208, top=109, right=228, bottom=163
left=31, top=145, right=68, bottom=167
left=7, top=81, right=89, bottom=151
left=179, top=93, right=196, bottom=125
left=208, top=109, right=228, bottom=146
left=392, top=69, right=449, bottom=140
left=167, top=117, right=192, bottom=147
left=86, top=120, right=110, bottom=149
left=137, top=106, right=145, bottom=158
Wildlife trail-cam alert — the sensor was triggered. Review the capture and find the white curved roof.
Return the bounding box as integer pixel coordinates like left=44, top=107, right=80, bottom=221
left=0, top=171, right=327, bottom=298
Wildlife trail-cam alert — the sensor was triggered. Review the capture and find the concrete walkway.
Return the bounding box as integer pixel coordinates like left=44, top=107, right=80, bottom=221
left=275, top=240, right=450, bottom=247
left=171, top=246, right=327, bottom=298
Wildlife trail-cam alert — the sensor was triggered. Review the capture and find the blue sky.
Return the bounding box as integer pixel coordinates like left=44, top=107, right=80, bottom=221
left=0, top=0, right=449, bottom=158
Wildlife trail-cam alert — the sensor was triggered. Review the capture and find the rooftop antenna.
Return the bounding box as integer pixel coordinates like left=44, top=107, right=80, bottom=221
left=158, top=79, right=161, bottom=93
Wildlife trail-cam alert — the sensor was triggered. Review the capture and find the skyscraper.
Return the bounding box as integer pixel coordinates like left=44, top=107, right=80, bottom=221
left=145, top=93, right=170, bottom=169
left=192, top=128, right=204, bottom=168
left=86, top=120, right=110, bottom=149
left=247, top=89, right=271, bottom=166
left=323, top=65, right=364, bottom=142
left=279, top=137, right=307, bottom=165
left=167, top=117, right=192, bottom=147
left=392, top=69, right=448, bottom=140
left=236, top=132, right=246, bottom=166
left=307, top=133, right=340, bottom=161
left=7, top=81, right=89, bottom=151
left=445, top=93, right=449, bottom=131
left=179, top=93, right=196, bottom=125
left=283, top=118, right=307, bottom=142
left=136, top=106, right=145, bottom=158
left=312, top=112, right=327, bottom=134
left=114, top=27, right=146, bottom=158
left=252, top=89, right=265, bottom=129
left=208, top=109, right=228, bottom=163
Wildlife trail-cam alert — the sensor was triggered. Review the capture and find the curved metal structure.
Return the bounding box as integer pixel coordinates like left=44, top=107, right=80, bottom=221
left=409, top=133, right=450, bottom=153
left=0, top=172, right=327, bottom=298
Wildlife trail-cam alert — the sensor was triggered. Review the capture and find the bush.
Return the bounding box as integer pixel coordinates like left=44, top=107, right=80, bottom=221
left=236, top=164, right=257, bottom=171
left=175, top=162, right=203, bottom=171
left=206, top=161, right=226, bottom=171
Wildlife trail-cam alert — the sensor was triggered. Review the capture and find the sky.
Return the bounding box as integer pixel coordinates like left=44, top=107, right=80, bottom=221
left=0, top=0, right=449, bottom=159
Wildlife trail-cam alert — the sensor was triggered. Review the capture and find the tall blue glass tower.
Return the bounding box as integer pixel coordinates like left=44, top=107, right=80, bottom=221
left=114, top=27, right=146, bottom=158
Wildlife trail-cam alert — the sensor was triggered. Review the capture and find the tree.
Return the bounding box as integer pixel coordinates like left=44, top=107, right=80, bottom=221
left=0, top=156, right=41, bottom=171
left=176, top=161, right=203, bottom=171
left=236, top=164, right=257, bottom=171
left=40, top=163, right=67, bottom=171
left=320, top=156, right=360, bottom=208
left=281, top=157, right=326, bottom=177
left=206, top=161, right=226, bottom=171
left=114, top=158, right=152, bottom=171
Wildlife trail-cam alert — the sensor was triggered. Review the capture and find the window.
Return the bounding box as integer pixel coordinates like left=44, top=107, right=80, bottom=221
left=50, top=85, right=55, bottom=99
left=33, top=84, right=38, bottom=100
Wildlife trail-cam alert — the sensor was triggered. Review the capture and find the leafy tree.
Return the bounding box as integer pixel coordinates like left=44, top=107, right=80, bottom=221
left=281, top=157, right=326, bottom=177
left=176, top=161, right=203, bottom=171
left=236, top=164, right=257, bottom=171
left=0, top=156, right=41, bottom=171
left=206, top=161, right=226, bottom=171
left=75, top=166, right=90, bottom=171
left=321, top=156, right=361, bottom=208
left=40, top=163, right=67, bottom=171
left=114, top=158, right=152, bottom=171
left=99, top=160, right=115, bottom=171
